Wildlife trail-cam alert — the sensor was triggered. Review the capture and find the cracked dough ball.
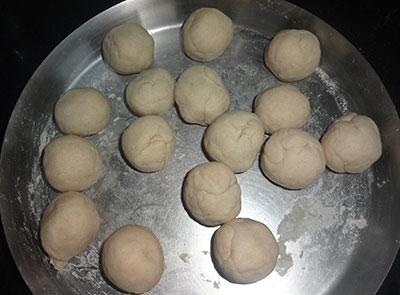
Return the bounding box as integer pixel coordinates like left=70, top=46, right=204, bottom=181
left=264, top=29, right=321, bottom=81
left=126, top=68, right=175, bottom=116
left=55, top=88, right=110, bottom=136
left=102, top=225, right=165, bottom=294
left=321, top=113, right=382, bottom=173
left=183, top=162, right=241, bottom=226
left=254, top=84, right=310, bottom=134
left=175, top=65, right=230, bottom=125
left=203, top=110, right=264, bottom=173
left=182, top=7, right=233, bottom=61
left=121, top=115, right=176, bottom=172
left=40, top=192, right=99, bottom=270
left=43, top=135, right=102, bottom=192
left=102, top=23, right=154, bottom=74
left=261, top=128, right=326, bottom=189
left=212, top=218, right=278, bottom=284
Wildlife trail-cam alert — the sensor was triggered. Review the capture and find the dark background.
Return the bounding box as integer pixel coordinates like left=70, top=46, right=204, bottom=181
left=0, top=0, right=399, bottom=293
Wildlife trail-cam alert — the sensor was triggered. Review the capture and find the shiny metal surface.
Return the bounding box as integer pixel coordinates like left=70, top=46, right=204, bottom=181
left=1, top=0, right=400, bottom=294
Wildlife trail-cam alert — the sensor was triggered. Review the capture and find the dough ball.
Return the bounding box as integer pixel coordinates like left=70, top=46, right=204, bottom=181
left=43, top=135, right=102, bottom=192
left=182, top=7, right=233, bottom=61
left=175, top=65, right=230, bottom=125
left=102, top=23, right=154, bottom=74
left=212, top=218, right=278, bottom=284
left=264, top=29, right=321, bottom=81
left=126, top=68, right=175, bottom=116
left=254, top=84, right=310, bottom=134
left=121, top=115, right=176, bottom=172
left=102, top=225, right=165, bottom=294
left=55, top=88, right=110, bottom=136
left=40, top=192, right=99, bottom=270
left=260, top=128, right=326, bottom=189
left=321, top=113, right=382, bottom=173
left=203, top=110, right=264, bottom=173
left=183, top=162, right=241, bottom=226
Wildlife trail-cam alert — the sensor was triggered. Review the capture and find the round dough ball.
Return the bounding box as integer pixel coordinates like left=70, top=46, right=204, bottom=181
left=121, top=115, right=176, bottom=172
left=203, top=110, right=264, bottom=173
left=55, top=88, right=110, bottom=136
left=102, top=225, right=165, bottom=294
left=40, top=192, right=100, bottom=270
left=182, top=7, right=233, bottom=61
left=183, top=162, right=241, bottom=226
left=212, top=218, right=278, bottom=284
left=102, top=23, right=154, bottom=74
left=126, top=68, right=175, bottom=116
left=321, top=113, right=382, bottom=173
left=254, top=84, right=310, bottom=134
left=175, top=65, right=230, bottom=125
left=264, top=29, right=321, bottom=82
left=260, top=128, right=326, bottom=189
left=43, top=135, right=102, bottom=192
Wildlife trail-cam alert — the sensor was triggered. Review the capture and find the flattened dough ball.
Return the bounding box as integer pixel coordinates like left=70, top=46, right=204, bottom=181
left=121, top=115, right=176, bottom=172
left=183, top=162, right=241, bottom=226
left=264, top=29, right=321, bottom=81
left=182, top=7, right=233, bottom=61
left=43, top=135, right=102, bottom=192
left=321, top=113, right=382, bottom=173
left=175, top=65, right=230, bottom=125
left=212, top=218, right=278, bottom=284
left=260, top=128, right=326, bottom=189
left=102, top=225, right=165, bottom=294
left=40, top=192, right=100, bottom=270
left=55, top=87, right=110, bottom=136
left=102, top=23, right=154, bottom=74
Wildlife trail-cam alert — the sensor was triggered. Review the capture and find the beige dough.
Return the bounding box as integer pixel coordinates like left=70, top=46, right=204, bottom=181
left=54, top=87, right=110, bottom=136
left=254, top=84, right=310, bottom=134
left=183, top=162, right=241, bottom=226
left=212, top=218, right=278, bottom=284
left=203, top=110, right=264, bottom=173
left=175, top=65, right=230, bottom=125
left=102, top=225, right=165, bottom=294
left=40, top=192, right=99, bottom=270
left=102, top=23, right=154, bottom=74
left=121, top=115, right=176, bottom=172
left=321, top=112, right=382, bottom=173
left=264, top=29, right=321, bottom=81
left=43, top=135, right=102, bottom=192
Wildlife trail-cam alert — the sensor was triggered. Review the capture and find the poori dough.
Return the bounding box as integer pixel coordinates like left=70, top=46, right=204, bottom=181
left=321, top=112, right=382, bottom=173
left=40, top=191, right=100, bottom=270
left=102, top=225, right=165, bottom=294
left=182, top=7, right=233, bottom=61
left=175, top=65, right=230, bottom=125
left=121, top=115, right=176, bottom=172
left=212, top=218, right=279, bottom=284
left=183, top=162, right=241, bottom=226
left=102, top=23, right=154, bottom=74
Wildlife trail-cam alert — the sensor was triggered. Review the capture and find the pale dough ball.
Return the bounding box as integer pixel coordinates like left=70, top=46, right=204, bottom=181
left=182, top=7, right=233, bottom=61
left=264, top=29, right=321, bottom=81
left=40, top=192, right=99, bottom=270
left=254, top=84, right=310, bottom=134
left=183, top=162, right=241, bottom=226
left=121, top=115, right=176, bottom=172
left=203, top=110, right=264, bottom=173
left=102, top=23, right=154, bottom=74
left=175, top=65, right=230, bottom=125
left=126, top=68, right=175, bottom=116
left=55, top=88, right=110, bottom=136
left=321, top=113, right=382, bottom=173
left=260, top=128, right=326, bottom=189
left=43, top=135, right=102, bottom=192
left=212, top=218, right=278, bottom=284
